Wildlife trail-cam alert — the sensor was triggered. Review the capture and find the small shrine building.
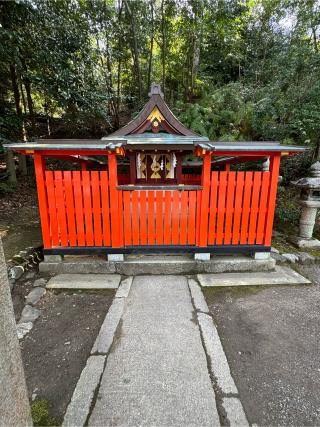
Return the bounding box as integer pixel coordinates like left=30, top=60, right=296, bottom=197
left=6, top=84, right=304, bottom=260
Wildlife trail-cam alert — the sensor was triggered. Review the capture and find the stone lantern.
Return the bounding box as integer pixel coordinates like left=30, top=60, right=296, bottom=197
left=292, top=161, right=320, bottom=248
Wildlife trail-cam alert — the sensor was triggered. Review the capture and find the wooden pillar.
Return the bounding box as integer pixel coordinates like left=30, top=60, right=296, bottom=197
left=129, top=152, right=136, bottom=184
left=34, top=153, right=51, bottom=248
left=176, top=153, right=182, bottom=184
left=108, top=153, right=122, bottom=248
left=225, top=163, right=230, bottom=172
left=198, top=153, right=211, bottom=246
left=264, top=154, right=281, bottom=246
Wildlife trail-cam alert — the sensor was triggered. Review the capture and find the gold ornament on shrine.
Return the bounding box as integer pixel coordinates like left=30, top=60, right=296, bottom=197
left=151, top=154, right=161, bottom=179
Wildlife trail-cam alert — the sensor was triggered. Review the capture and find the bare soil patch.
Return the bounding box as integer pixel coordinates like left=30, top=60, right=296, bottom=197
left=203, top=266, right=320, bottom=426
left=0, top=176, right=41, bottom=260
left=17, top=286, right=114, bottom=424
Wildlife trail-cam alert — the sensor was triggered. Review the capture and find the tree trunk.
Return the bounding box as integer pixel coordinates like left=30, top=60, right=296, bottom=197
left=116, top=0, right=124, bottom=125
left=124, top=0, right=142, bottom=101
left=24, top=78, right=36, bottom=134
left=20, top=81, right=27, bottom=114
left=10, top=64, right=27, bottom=176
left=161, top=0, right=166, bottom=94
left=0, top=237, right=32, bottom=426
left=147, top=0, right=154, bottom=93
left=5, top=151, right=17, bottom=184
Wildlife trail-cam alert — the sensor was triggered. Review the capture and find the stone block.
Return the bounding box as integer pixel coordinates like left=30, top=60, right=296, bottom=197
left=222, top=397, right=249, bottom=426
left=44, top=254, right=63, bottom=263
left=282, top=253, right=299, bottom=263
left=25, top=287, right=46, bottom=305
left=46, top=273, right=120, bottom=289
left=40, top=255, right=276, bottom=275
left=16, top=322, right=33, bottom=340
left=198, top=266, right=311, bottom=287
left=194, top=253, right=210, bottom=261
left=296, top=252, right=316, bottom=265
left=91, top=298, right=125, bottom=354
left=33, top=278, right=48, bottom=287
left=9, top=265, right=24, bottom=280
left=188, top=279, right=209, bottom=313
left=107, top=254, right=124, bottom=262
left=253, top=252, right=270, bottom=260
left=19, top=305, right=40, bottom=323
left=197, top=312, right=238, bottom=394
left=294, top=237, right=320, bottom=249
left=63, top=355, right=106, bottom=427
left=115, top=276, right=133, bottom=298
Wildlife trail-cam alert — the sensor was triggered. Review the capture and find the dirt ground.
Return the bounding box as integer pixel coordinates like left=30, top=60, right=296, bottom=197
left=203, top=264, right=320, bottom=426
left=0, top=176, right=42, bottom=260
left=12, top=277, right=114, bottom=424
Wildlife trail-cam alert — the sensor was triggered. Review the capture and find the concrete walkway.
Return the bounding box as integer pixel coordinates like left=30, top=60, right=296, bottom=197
left=64, top=275, right=248, bottom=426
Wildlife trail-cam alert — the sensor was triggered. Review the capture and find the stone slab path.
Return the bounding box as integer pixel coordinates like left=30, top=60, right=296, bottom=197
left=89, top=275, right=220, bottom=426
left=46, top=273, right=121, bottom=289
left=198, top=266, right=311, bottom=287
left=64, top=274, right=249, bottom=426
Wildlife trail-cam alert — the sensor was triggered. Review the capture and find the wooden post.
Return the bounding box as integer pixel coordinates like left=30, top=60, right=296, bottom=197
left=264, top=154, right=281, bottom=246
left=34, top=153, right=51, bottom=248
left=176, top=153, right=182, bottom=184
left=198, top=153, right=211, bottom=247
left=108, top=154, right=122, bottom=248
left=129, top=152, right=136, bottom=184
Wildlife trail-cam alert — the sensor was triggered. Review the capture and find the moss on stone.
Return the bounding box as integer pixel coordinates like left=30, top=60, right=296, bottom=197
left=31, top=399, right=61, bottom=426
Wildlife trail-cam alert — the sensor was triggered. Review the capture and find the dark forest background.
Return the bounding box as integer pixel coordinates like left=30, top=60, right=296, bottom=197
left=0, top=0, right=319, bottom=156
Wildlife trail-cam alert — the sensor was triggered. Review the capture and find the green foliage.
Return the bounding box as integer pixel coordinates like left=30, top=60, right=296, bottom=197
left=275, top=187, right=301, bottom=226
left=0, top=0, right=319, bottom=163
left=31, top=399, right=61, bottom=427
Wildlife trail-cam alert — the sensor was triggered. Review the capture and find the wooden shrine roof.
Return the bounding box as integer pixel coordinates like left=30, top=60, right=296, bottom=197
left=108, top=83, right=199, bottom=137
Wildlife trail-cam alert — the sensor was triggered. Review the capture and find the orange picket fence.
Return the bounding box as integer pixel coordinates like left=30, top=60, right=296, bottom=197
left=39, top=170, right=276, bottom=249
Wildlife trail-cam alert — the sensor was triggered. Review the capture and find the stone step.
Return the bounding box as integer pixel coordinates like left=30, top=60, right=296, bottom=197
left=198, top=266, right=311, bottom=287
left=46, top=273, right=120, bottom=289
left=40, top=255, right=275, bottom=275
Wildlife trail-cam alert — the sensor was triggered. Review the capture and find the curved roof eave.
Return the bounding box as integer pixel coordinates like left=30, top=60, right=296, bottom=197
left=107, top=91, right=199, bottom=137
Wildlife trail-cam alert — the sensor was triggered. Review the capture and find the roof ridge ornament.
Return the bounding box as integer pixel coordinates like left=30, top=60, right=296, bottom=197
left=148, top=83, right=164, bottom=99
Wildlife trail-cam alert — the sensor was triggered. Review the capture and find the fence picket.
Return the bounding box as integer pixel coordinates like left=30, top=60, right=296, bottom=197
left=156, top=191, right=164, bottom=244
left=240, top=172, right=253, bottom=244
left=132, top=190, right=140, bottom=245
left=64, top=171, right=77, bottom=246
left=232, top=172, right=244, bottom=245
left=100, top=171, right=111, bottom=246
left=82, top=171, right=94, bottom=246
left=92, top=172, right=103, bottom=246
left=147, top=191, right=155, bottom=245
left=224, top=172, right=236, bottom=244
left=123, top=191, right=132, bottom=246
left=216, top=172, right=227, bottom=245
left=248, top=172, right=262, bottom=244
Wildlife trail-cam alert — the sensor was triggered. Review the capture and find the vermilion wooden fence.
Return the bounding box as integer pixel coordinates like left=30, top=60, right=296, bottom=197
left=41, top=170, right=276, bottom=249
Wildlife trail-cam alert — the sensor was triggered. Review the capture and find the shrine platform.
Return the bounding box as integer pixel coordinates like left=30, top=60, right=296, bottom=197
left=39, top=254, right=275, bottom=275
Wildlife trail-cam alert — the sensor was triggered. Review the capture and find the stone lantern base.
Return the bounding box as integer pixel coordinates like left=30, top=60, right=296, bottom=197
left=291, top=236, right=320, bottom=249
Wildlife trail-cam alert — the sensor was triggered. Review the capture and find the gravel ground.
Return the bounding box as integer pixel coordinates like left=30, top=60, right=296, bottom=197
left=16, top=287, right=114, bottom=423
left=203, top=265, right=320, bottom=426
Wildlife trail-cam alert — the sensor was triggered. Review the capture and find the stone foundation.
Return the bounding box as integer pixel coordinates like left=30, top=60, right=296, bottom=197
left=39, top=254, right=276, bottom=275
